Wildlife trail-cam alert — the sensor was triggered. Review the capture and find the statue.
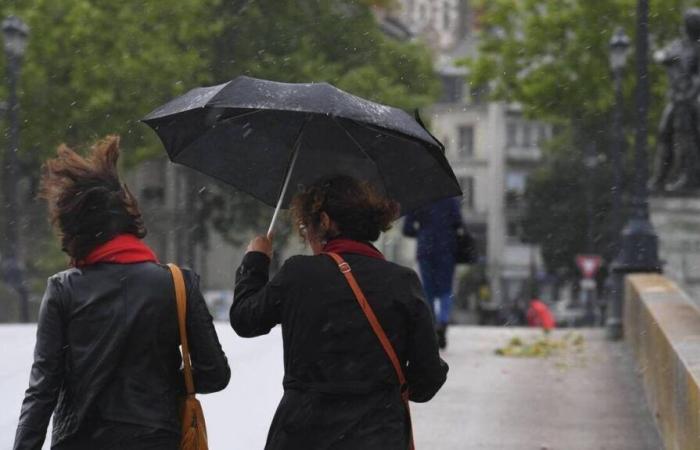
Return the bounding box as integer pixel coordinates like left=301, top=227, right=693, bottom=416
left=649, top=8, right=700, bottom=193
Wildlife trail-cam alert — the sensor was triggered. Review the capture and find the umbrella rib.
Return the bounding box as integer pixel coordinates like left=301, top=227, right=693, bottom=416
left=331, top=117, right=375, bottom=162
left=215, top=108, right=263, bottom=125
left=332, top=116, right=394, bottom=198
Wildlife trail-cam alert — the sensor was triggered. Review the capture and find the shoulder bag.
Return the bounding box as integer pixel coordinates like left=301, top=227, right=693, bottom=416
left=454, top=224, right=478, bottom=264
left=168, top=263, right=208, bottom=450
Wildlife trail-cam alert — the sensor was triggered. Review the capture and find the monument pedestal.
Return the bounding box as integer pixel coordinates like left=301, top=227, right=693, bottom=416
left=650, top=195, right=700, bottom=306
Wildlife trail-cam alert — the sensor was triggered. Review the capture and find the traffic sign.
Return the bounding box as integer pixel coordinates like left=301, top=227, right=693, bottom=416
left=576, top=254, right=603, bottom=279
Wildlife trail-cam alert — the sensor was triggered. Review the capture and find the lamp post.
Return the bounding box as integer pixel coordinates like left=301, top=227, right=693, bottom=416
left=609, top=27, right=631, bottom=256
left=607, top=0, right=661, bottom=340
left=1, top=16, right=30, bottom=322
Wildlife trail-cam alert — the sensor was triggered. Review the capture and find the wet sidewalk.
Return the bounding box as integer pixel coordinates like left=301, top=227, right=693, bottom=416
left=2, top=325, right=662, bottom=449
left=412, top=327, right=663, bottom=450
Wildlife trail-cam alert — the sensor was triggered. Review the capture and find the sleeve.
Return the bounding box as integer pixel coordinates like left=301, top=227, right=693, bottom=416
left=13, top=278, right=67, bottom=450
left=184, top=270, right=231, bottom=394
left=402, top=270, right=449, bottom=403
left=230, top=252, right=289, bottom=338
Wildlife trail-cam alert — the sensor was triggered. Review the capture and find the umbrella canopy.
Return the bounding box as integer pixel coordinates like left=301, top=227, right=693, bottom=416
left=142, top=76, right=461, bottom=217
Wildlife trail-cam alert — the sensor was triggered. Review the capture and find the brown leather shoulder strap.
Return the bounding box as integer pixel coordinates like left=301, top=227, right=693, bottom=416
left=324, top=252, right=407, bottom=386
left=323, top=252, right=414, bottom=449
left=168, top=263, right=196, bottom=396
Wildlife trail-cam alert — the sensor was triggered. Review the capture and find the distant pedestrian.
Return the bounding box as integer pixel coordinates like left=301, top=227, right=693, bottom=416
left=526, top=298, right=556, bottom=332
left=13, top=136, right=230, bottom=450
left=403, top=197, right=464, bottom=348
left=231, top=175, right=448, bottom=450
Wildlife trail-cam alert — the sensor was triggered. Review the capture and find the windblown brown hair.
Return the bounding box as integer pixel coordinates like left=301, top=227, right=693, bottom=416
left=39, top=135, right=146, bottom=261
left=290, top=175, right=399, bottom=242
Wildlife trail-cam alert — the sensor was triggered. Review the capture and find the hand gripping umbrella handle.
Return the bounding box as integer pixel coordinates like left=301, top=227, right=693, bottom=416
left=267, top=116, right=310, bottom=238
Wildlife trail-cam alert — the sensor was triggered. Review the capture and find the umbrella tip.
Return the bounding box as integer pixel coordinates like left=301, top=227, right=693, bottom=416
left=413, top=109, right=445, bottom=152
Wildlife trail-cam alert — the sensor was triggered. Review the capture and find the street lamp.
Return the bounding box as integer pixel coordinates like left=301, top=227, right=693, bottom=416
left=607, top=1, right=661, bottom=340
left=608, top=28, right=630, bottom=260
left=610, top=28, right=632, bottom=75
left=1, top=16, right=30, bottom=322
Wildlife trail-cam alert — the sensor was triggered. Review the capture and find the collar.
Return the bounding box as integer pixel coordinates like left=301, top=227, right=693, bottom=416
left=322, top=237, right=385, bottom=260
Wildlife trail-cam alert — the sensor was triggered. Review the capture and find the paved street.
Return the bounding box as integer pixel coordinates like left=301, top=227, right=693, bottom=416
left=2, top=325, right=662, bottom=449
left=412, top=327, right=663, bottom=450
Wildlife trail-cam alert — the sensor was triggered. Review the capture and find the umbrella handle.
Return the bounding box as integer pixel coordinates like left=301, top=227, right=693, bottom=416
left=267, top=117, right=309, bottom=238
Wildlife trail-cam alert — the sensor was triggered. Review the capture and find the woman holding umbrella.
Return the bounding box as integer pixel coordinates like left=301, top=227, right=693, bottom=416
left=231, top=175, right=448, bottom=450
left=144, top=76, right=459, bottom=448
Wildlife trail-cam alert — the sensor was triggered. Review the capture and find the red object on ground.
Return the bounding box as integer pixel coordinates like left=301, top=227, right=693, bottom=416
left=75, top=233, right=159, bottom=267
left=527, top=299, right=556, bottom=330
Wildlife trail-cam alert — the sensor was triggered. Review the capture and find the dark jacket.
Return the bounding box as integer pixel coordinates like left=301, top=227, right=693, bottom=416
left=403, top=197, right=463, bottom=262
left=231, top=251, right=448, bottom=450
left=14, top=262, right=230, bottom=450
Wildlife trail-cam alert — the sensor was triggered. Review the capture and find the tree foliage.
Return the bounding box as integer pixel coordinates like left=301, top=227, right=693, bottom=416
left=0, top=1, right=439, bottom=276
left=466, top=0, right=688, bottom=126
left=210, top=0, right=436, bottom=110
left=466, top=0, right=696, bottom=272
left=522, top=136, right=615, bottom=274
left=1, top=0, right=218, bottom=166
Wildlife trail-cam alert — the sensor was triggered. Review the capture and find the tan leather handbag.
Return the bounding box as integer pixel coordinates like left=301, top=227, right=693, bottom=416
left=168, top=263, right=208, bottom=450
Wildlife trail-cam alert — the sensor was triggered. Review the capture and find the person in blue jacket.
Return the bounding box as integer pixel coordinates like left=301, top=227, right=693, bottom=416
left=403, top=197, right=463, bottom=349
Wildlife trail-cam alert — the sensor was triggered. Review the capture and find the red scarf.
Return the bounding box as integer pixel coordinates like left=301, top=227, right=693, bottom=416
left=323, top=237, right=385, bottom=260
left=75, top=234, right=159, bottom=267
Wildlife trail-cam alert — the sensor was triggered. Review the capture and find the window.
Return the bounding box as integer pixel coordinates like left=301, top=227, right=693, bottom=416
left=458, top=125, right=474, bottom=157
left=507, top=221, right=521, bottom=238
left=470, top=84, right=489, bottom=104
left=506, top=122, right=517, bottom=147
left=459, top=176, right=474, bottom=209
left=440, top=75, right=464, bottom=103
left=522, top=124, right=532, bottom=148
left=506, top=171, right=527, bottom=194
left=537, top=125, right=549, bottom=146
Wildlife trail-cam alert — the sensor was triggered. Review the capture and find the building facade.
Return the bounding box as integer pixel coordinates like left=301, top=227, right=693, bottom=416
left=381, top=0, right=550, bottom=308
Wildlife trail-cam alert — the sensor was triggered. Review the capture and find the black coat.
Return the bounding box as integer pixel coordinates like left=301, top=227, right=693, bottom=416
left=13, top=262, right=230, bottom=450
left=231, top=251, right=448, bottom=450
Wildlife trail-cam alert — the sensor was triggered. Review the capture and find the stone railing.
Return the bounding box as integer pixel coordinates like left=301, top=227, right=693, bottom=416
left=625, top=274, right=700, bottom=450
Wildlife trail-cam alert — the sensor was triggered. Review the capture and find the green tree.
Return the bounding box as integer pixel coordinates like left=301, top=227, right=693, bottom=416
left=0, top=0, right=439, bottom=295
left=0, top=0, right=221, bottom=316
left=466, top=0, right=686, bottom=126
left=522, top=136, right=615, bottom=274
left=1, top=0, right=218, bottom=166
left=466, top=0, right=694, bottom=272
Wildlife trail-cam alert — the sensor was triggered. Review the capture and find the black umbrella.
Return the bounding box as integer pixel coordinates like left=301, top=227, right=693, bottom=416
left=142, top=76, right=461, bottom=235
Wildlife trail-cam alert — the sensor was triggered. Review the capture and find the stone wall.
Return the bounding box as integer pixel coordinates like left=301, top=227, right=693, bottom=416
left=625, top=273, right=700, bottom=449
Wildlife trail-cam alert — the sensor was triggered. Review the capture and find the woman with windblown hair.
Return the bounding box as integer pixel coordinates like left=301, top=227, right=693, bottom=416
left=13, top=136, right=230, bottom=450
left=231, top=175, right=448, bottom=450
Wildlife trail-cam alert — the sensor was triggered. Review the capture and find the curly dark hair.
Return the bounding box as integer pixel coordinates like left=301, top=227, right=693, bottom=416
left=39, top=135, right=146, bottom=261
left=290, top=175, right=399, bottom=242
